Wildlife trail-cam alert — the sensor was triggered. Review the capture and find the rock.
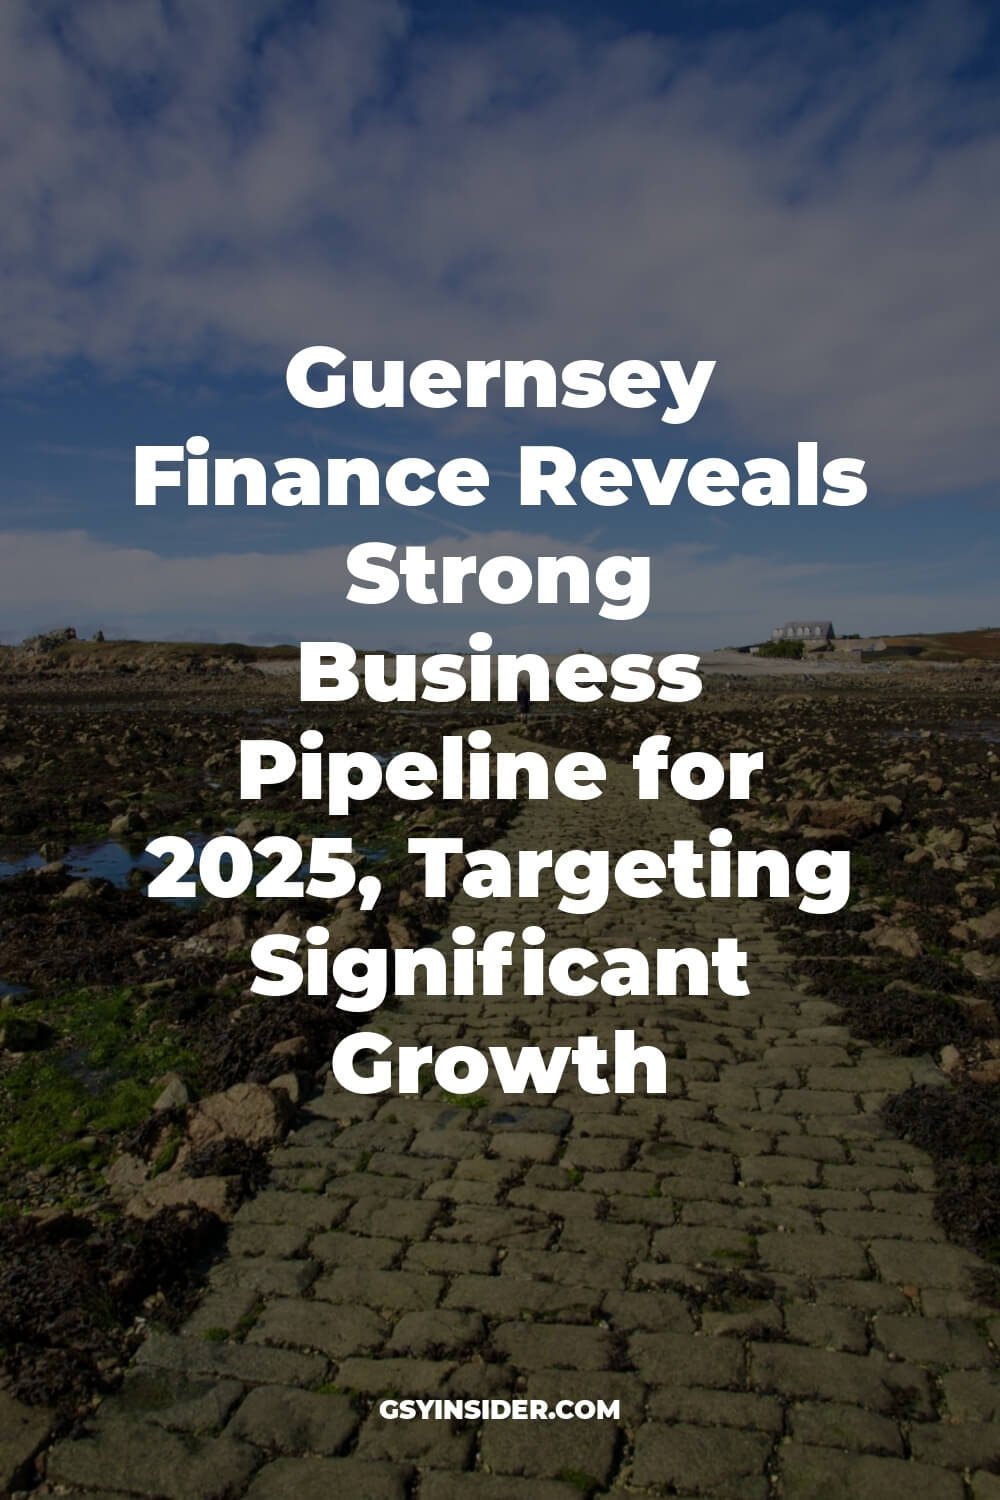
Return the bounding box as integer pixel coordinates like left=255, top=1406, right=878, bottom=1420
left=325, top=909, right=371, bottom=950
left=109, top=809, right=146, bottom=836
left=969, top=1059, right=1000, bottom=1085
left=234, top=816, right=270, bottom=839
left=180, top=1082, right=292, bottom=1162
left=940, top=1044, right=962, bottom=1075
left=153, top=1072, right=191, bottom=1112
left=968, top=907, right=1000, bottom=942
left=270, top=1034, right=309, bottom=1061
left=0, top=1015, right=54, bottom=1051
left=57, top=877, right=108, bottom=900
left=199, top=912, right=250, bottom=947
left=787, top=796, right=898, bottom=839
left=268, top=1072, right=301, bottom=1104
left=138, top=977, right=177, bottom=997
left=105, top=1152, right=150, bottom=1199
left=24, top=1205, right=87, bottom=1238
left=0, top=1390, right=54, bottom=1493
left=868, top=925, right=923, bottom=959
left=963, top=952, right=1000, bottom=982
left=126, top=1174, right=238, bottom=1221
left=174, top=935, right=219, bottom=958
left=386, top=914, right=417, bottom=949
left=924, top=824, right=966, bottom=854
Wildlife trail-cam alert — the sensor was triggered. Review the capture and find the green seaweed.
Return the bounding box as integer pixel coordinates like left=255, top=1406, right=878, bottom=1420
left=0, top=985, right=198, bottom=1178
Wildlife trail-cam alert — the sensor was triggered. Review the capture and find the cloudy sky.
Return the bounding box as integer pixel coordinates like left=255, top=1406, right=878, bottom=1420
left=1, top=0, right=997, bottom=649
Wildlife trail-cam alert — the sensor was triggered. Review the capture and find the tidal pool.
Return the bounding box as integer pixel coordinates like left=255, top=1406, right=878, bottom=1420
left=0, top=838, right=209, bottom=891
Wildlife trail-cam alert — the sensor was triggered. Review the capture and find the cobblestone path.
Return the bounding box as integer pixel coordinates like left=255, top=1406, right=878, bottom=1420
left=43, top=728, right=1000, bottom=1499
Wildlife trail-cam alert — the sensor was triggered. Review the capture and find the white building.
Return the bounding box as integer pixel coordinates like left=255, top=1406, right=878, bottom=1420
left=771, top=620, right=834, bottom=643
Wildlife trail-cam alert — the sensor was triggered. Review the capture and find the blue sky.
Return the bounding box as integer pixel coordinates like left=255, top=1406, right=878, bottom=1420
left=0, top=0, right=997, bottom=649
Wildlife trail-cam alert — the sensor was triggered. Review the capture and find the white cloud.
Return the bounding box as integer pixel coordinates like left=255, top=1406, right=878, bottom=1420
left=0, top=2, right=997, bottom=494
left=1, top=526, right=993, bottom=650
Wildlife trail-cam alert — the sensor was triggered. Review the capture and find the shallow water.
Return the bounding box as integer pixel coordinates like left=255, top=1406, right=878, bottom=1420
left=0, top=837, right=209, bottom=891
left=0, top=850, right=45, bottom=879
left=0, top=832, right=388, bottom=892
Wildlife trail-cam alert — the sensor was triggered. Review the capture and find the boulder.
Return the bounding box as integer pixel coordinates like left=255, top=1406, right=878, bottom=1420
left=963, top=952, right=1000, bottom=982
left=787, top=796, right=899, bottom=839
left=57, top=877, right=109, bottom=901
left=325, top=909, right=371, bottom=950
left=179, top=1081, right=292, bottom=1162
left=197, top=912, right=251, bottom=950
left=268, top=1072, right=301, bottom=1104
left=868, top=925, right=923, bottom=959
left=924, top=824, right=966, bottom=855
left=24, top=1206, right=89, bottom=1239
left=174, top=935, right=219, bottom=958
left=270, top=1034, right=309, bottom=1062
left=109, top=809, right=146, bottom=836
left=125, top=1174, right=238, bottom=1221
left=387, top=914, right=418, bottom=949
left=234, top=817, right=270, bottom=839
left=967, top=907, right=1000, bottom=943
left=105, top=1152, right=150, bottom=1199
left=153, top=1072, right=190, bottom=1112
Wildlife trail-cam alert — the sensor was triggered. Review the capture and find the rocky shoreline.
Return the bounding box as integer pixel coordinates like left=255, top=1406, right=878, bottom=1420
left=0, top=667, right=517, bottom=1425
left=2, top=659, right=999, bottom=1453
